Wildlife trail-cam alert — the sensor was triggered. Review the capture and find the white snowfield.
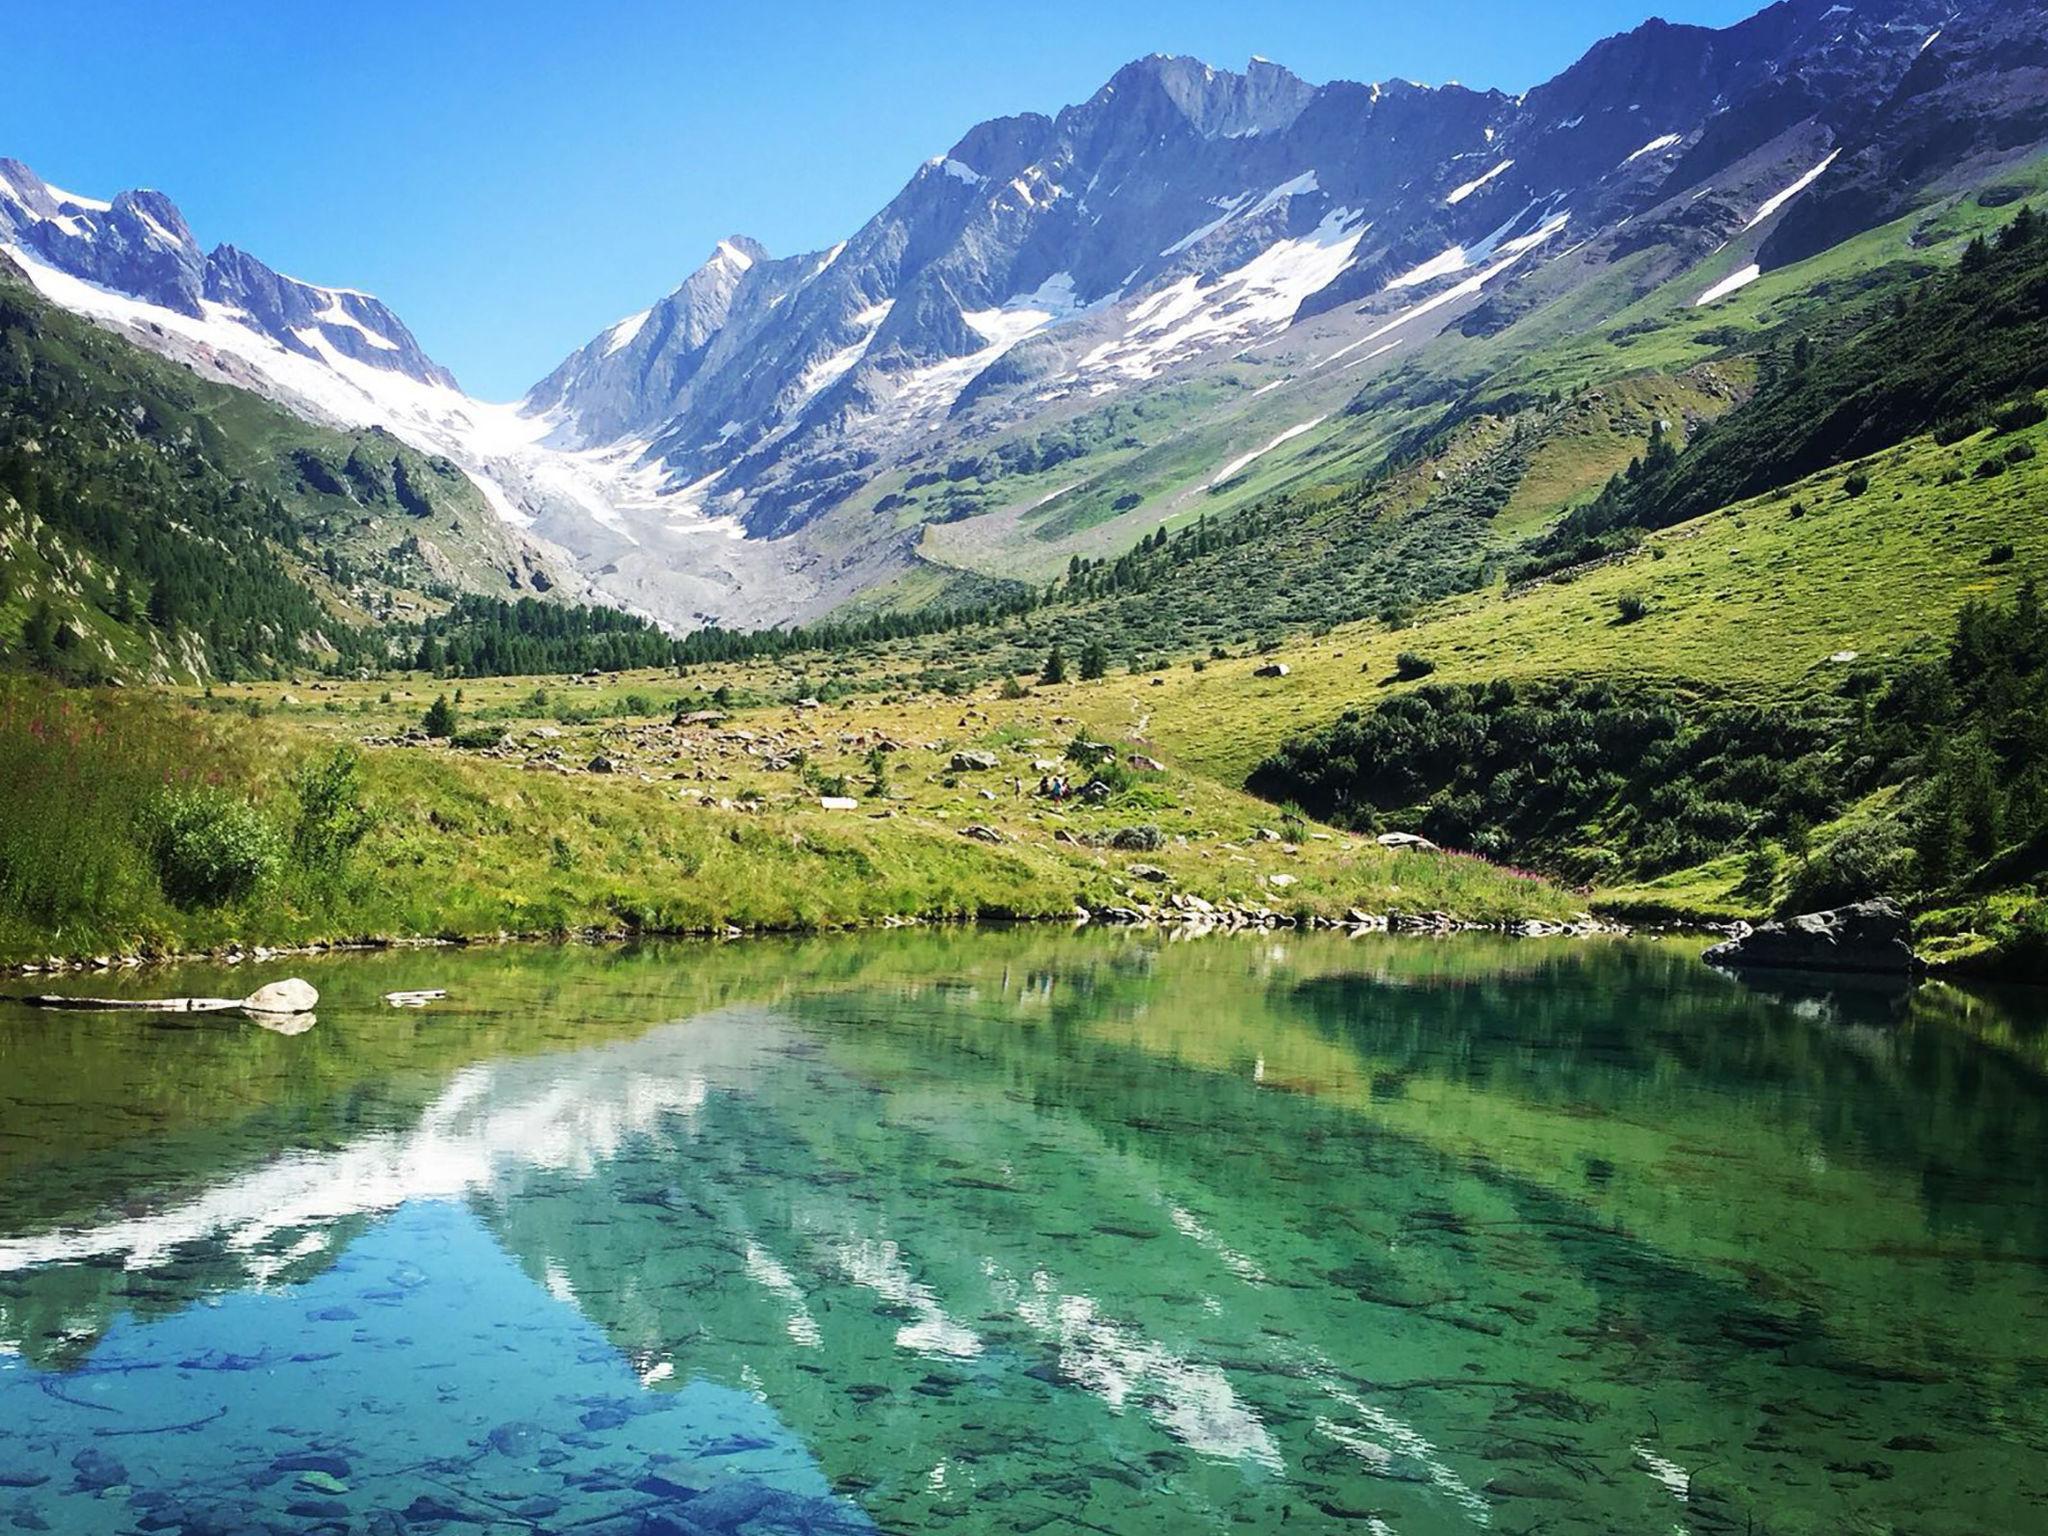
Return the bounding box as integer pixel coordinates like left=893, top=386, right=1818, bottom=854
left=1446, top=159, right=1514, bottom=204
left=1207, top=416, right=1328, bottom=488
left=1623, top=133, right=1683, bottom=165
left=1743, top=148, right=1841, bottom=232
left=1694, top=263, right=1762, bottom=305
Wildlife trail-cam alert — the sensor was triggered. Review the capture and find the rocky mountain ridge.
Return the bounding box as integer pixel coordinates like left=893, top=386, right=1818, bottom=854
left=4, top=0, right=2045, bottom=631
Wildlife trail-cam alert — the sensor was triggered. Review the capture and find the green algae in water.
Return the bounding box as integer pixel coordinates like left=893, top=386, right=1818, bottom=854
left=0, top=932, right=2044, bottom=1534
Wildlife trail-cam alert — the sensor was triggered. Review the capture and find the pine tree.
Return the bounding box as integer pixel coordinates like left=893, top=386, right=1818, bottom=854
left=1041, top=643, right=1068, bottom=685
left=1079, top=639, right=1110, bottom=680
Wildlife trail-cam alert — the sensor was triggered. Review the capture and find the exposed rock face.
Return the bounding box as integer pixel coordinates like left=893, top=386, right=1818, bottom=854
left=1703, top=899, right=1919, bottom=974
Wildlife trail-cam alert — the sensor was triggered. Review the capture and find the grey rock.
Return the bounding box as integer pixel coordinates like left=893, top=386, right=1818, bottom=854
left=1376, top=832, right=1440, bottom=852
left=1704, top=898, right=1918, bottom=975
left=949, top=750, right=1001, bottom=771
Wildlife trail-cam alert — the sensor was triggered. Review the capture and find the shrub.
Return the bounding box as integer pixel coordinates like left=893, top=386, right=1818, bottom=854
left=1394, top=652, right=1437, bottom=681
left=451, top=727, right=504, bottom=750
left=1843, top=470, right=1870, bottom=497
left=151, top=788, right=281, bottom=908
left=1782, top=820, right=1914, bottom=913
left=422, top=693, right=457, bottom=737
left=289, top=747, right=373, bottom=880
left=1064, top=736, right=1118, bottom=770
left=1993, top=397, right=2047, bottom=434
left=1975, top=457, right=2009, bottom=479
left=1615, top=592, right=1649, bottom=624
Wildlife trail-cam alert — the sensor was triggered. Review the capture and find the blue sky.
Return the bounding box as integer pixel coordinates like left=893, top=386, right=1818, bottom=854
left=6, top=0, right=1758, bottom=399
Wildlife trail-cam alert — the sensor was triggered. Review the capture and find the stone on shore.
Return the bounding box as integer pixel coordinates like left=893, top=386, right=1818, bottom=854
left=1703, top=899, right=1918, bottom=974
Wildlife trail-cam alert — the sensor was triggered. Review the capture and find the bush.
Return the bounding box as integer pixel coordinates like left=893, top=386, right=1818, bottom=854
left=1843, top=470, right=1871, bottom=497
left=1064, top=736, right=1118, bottom=770
left=289, top=747, right=373, bottom=880
left=1782, top=821, right=1914, bottom=913
left=1615, top=592, right=1649, bottom=624
left=151, top=788, right=281, bottom=908
left=451, top=727, right=504, bottom=750
left=1993, top=397, right=2047, bottom=434
left=1394, top=652, right=1437, bottom=680
left=422, top=693, right=457, bottom=737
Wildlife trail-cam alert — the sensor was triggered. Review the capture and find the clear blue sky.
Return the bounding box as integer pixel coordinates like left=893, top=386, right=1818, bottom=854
left=5, top=0, right=1759, bottom=399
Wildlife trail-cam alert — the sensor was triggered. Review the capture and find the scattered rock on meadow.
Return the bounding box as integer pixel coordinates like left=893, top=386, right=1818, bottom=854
left=1377, top=832, right=1440, bottom=853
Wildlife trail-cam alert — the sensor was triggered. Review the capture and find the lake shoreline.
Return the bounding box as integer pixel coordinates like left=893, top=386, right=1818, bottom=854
left=3, top=901, right=1648, bottom=980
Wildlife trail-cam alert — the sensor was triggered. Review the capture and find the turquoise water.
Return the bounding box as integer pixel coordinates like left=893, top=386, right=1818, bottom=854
left=0, top=931, right=2044, bottom=1534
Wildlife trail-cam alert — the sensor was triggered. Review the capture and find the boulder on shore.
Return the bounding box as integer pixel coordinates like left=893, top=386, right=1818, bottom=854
left=1703, top=899, right=1918, bottom=975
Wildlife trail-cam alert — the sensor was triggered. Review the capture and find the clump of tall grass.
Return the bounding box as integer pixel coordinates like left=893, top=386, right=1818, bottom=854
left=0, top=684, right=247, bottom=943
left=0, top=683, right=376, bottom=951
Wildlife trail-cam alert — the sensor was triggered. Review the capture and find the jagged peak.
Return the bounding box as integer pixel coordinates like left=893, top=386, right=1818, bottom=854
left=1099, top=52, right=1317, bottom=138
left=711, top=235, right=768, bottom=272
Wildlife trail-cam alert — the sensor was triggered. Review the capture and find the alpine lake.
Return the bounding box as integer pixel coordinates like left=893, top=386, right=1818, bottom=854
left=0, top=929, right=2043, bottom=1536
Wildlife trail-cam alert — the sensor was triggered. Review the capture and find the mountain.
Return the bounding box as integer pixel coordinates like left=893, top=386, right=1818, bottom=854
left=0, top=262, right=575, bottom=682
left=4, top=0, right=2046, bottom=637
left=509, top=0, right=2046, bottom=624
left=0, top=159, right=453, bottom=389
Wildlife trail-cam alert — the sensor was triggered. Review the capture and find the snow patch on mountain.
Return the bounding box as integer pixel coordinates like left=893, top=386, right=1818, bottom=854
left=1209, top=416, right=1327, bottom=487
left=1084, top=207, right=1367, bottom=382
left=1694, top=263, right=1762, bottom=305
left=602, top=309, right=651, bottom=356
left=1446, top=160, right=1513, bottom=204
left=1743, top=149, right=1841, bottom=231
left=1623, top=133, right=1683, bottom=164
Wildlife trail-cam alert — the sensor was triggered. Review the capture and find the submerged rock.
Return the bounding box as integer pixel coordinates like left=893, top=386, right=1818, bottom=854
left=69, top=1450, right=126, bottom=1492
left=1704, top=899, right=1918, bottom=974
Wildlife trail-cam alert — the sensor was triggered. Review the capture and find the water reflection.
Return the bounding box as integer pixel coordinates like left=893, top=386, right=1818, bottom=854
left=0, top=932, right=2043, bottom=1535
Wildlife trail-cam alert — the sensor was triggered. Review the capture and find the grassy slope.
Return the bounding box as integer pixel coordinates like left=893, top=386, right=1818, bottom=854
left=6, top=398, right=2037, bottom=965
left=0, top=667, right=1575, bottom=965
left=0, top=273, right=543, bottom=682
left=1131, top=414, right=2047, bottom=785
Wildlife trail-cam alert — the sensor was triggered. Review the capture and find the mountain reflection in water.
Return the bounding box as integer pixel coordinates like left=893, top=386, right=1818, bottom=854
left=0, top=930, right=2043, bottom=1535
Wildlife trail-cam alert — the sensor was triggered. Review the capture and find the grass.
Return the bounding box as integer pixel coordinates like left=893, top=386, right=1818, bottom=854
left=0, top=667, right=1582, bottom=966
left=13, top=397, right=2033, bottom=966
